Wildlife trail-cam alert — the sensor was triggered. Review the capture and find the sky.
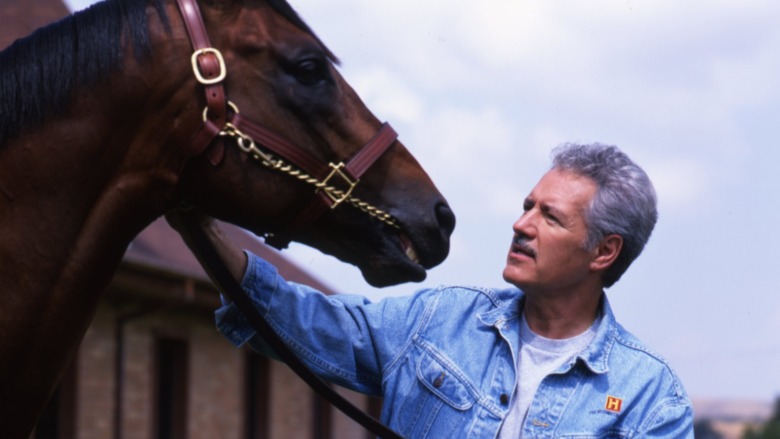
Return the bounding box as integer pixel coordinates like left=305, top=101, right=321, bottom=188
left=63, top=0, right=780, bottom=404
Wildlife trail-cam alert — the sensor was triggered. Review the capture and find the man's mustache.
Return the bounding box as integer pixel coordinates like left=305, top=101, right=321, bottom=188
left=511, top=234, right=537, bottom=258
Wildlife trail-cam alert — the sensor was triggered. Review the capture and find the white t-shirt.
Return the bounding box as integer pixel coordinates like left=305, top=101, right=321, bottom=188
left=497, top=313, right=600, bottom=439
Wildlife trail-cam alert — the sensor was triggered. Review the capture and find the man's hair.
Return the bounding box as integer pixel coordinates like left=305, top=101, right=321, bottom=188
left=551, top=143, right=658, bottom=287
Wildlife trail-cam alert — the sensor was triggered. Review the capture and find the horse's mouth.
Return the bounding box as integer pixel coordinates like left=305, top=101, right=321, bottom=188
left=352, top=227, right=430, bottom=287
left=398, top=232, right=420, bottom=264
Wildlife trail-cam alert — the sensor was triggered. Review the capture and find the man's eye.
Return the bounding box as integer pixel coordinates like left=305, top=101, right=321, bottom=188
left=542, top=210, right=561, bottom=225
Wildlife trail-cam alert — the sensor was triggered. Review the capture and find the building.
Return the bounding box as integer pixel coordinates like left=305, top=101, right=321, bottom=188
left=2, top=3, right=380, bottom=438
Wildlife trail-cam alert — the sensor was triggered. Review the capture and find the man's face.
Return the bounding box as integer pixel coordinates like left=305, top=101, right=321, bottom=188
left=503, top=168, right=599, bottom=295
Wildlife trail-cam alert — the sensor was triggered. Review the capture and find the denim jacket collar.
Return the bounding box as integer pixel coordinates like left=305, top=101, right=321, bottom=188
left=477, top=294, right=523, bottom=328
left=479, top=291, right=616, bottom=375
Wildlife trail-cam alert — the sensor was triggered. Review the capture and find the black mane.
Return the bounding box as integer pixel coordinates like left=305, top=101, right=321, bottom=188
left=0, top=0, right=335, bottom=145
left=0, top=0, right=167, bottom=144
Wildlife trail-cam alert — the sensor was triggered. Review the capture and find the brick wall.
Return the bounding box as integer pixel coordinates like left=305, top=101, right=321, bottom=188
left=69, top=294, right=374, bottom=439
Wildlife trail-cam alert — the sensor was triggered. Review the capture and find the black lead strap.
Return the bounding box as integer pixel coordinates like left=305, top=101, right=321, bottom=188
left=178, top=217, right=404, bottom=439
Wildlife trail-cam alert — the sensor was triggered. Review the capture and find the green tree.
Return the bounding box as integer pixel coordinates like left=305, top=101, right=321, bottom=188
left=744, top=425, right=762, bottom=439
left=743, top=396, right=780, bottom=439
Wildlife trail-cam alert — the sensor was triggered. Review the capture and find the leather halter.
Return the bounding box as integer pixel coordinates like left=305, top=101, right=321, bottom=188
left=176, top=0, right=399, bottom=249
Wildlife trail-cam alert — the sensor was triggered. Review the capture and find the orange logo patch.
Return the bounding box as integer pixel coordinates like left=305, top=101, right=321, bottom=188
left=605, top=396, right=623, bottom=413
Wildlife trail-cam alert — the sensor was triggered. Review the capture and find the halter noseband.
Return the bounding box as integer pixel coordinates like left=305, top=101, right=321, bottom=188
left=176, top=0, right=400, bottom=249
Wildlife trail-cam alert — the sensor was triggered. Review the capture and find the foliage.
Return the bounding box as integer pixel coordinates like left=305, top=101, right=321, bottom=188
left=695, top=419, right=724, bottom=439
left=742, top=396, right=780, bottom=439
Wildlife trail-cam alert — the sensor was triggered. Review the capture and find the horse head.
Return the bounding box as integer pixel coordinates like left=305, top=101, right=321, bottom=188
left=165, top=0, right=455, bottom=286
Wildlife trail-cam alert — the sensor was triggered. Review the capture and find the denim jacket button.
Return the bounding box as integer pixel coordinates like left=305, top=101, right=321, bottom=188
left=500, top=393, right=509, bottom=405
left=433, top=372, right=445, bottom=388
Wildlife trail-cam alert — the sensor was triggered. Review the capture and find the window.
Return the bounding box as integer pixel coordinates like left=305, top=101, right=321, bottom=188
left=312, top=389, right=332, bottom=439
left=245, top=352, right=270, bottom=439
left=34, top=357, right=76, bottom=439
left=155, top=337, right=188, bottom=439
left=366, top=397, right=384, bottom=439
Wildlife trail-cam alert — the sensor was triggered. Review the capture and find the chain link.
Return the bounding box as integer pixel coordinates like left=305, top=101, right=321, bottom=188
left=220, top=124, right=400, bottom=229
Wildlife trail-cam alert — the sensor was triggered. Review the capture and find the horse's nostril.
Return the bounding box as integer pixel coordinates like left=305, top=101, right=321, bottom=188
left=436, top=203, right=456, bottom=236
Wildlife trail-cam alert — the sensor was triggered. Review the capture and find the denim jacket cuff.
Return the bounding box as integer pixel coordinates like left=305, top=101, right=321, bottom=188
left=214, top=251, right=281, bottom=347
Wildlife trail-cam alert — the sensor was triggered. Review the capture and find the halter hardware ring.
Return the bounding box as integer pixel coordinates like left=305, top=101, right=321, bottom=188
left=320, top=162, right=358, bottom=208
left=191, top=47, right=227, bottom=85
left=202, top=101, right=239, bottom=122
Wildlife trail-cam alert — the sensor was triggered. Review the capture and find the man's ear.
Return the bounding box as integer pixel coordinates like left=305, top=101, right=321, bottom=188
left=590, top=234, right=623, bottom=272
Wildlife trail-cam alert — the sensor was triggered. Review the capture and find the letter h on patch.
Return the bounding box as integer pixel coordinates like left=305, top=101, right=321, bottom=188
left=605, top=396, right=623, bottom=413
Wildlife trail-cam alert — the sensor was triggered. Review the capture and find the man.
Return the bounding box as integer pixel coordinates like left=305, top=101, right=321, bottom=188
left=175, top=143, right=693, bottom=438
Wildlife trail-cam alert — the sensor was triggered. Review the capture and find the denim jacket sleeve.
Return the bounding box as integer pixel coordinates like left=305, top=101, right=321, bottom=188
left=215, top=251, right=431, bottom=396
left=636, top=396, right=694, bottom=438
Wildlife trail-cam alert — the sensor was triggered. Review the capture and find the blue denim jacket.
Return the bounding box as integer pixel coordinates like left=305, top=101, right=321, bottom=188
left=216, top=253, right=694, bottom=438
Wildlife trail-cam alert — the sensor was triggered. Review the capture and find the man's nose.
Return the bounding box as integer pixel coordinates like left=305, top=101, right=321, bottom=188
left=512, top=210, right=537, bottom=237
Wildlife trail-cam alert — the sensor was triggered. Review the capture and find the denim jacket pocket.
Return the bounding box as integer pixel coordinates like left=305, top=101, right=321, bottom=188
left=416, top=350, right=475, bottom=411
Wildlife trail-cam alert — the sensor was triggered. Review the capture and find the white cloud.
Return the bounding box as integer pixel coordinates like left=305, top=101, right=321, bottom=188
left=646, top=158, right=712, bottom=214
left=348, top=68, right=425, bottom=124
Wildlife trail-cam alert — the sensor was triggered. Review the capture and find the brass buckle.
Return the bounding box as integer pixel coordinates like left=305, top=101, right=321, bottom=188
left=191, top=48, right=227, bottom=85
left=320, top=162, right=358, bottom=208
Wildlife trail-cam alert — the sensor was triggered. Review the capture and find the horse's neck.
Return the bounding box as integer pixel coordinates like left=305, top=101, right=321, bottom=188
left=0, top=122, right=162, bottom=296
left=0, top=127, right=161, bottom=436
left=0, top=48, right=197, bottom=299
left=0, top=44, right=198, bottom=432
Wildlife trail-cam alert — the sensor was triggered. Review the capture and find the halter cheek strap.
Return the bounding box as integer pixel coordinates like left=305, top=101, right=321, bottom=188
left=177, top=0, right=227, bottom=164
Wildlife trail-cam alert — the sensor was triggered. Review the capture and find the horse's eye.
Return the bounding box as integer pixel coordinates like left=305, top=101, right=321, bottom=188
left=291, top=58, right=328, bottom=85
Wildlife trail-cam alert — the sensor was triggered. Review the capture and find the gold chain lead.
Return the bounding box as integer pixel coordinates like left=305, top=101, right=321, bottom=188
left=220, top=123, right=400, bottom=229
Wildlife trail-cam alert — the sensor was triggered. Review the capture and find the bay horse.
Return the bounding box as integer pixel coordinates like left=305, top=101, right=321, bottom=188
left=0, top=0, right=455, bottom=436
